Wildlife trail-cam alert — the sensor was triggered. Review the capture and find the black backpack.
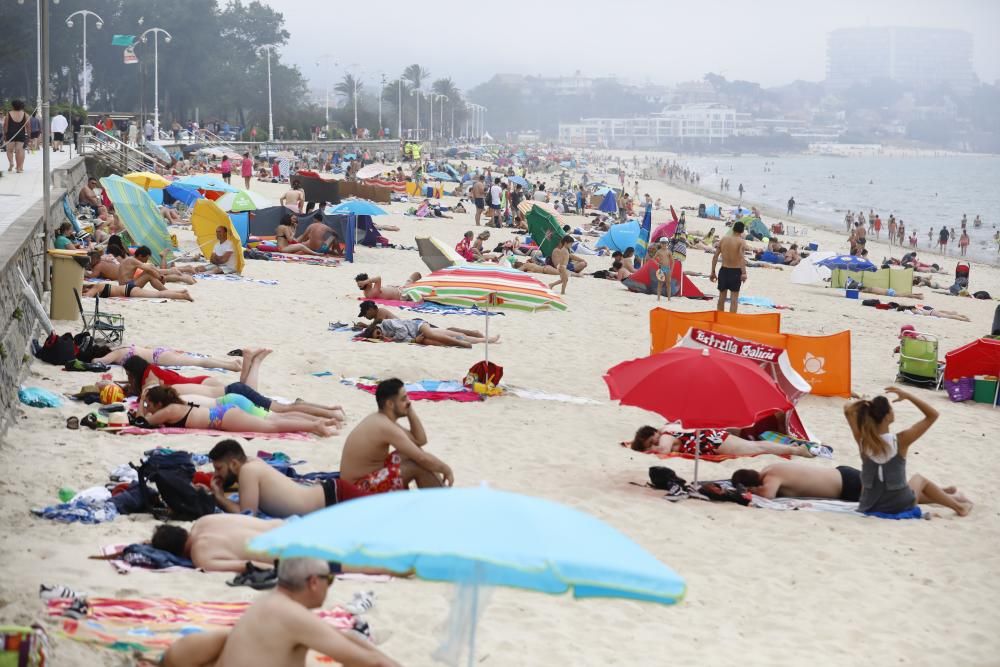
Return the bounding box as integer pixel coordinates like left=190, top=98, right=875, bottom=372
left=648, top=466, right=686, bottom=490
left=131, top=451, right=216, bottom=521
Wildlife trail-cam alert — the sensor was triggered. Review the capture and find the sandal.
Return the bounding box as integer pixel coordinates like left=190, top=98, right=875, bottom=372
left=227, top=349, right=243, bottom=357
left=227, top=562, right=277, bottom=590
left=80, top=413, right=100, bottom=430
left=66, top=416, right=79, bottom=430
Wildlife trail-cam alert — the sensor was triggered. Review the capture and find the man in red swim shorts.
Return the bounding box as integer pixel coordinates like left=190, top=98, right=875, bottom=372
left=340, top=378, right=454, bottom=493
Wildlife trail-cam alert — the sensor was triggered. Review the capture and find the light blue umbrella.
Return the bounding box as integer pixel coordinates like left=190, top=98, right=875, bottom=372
left=596, top=220, right=640, bottom=252
left=508, top=175, right=529, bottom=188
left=328, top=199, right=387, bottom=216
left=428, top=171, right=458, bottom=182
left=174, top=174, right=241, bottom=193
left=250, top=486, right=685, bottom=665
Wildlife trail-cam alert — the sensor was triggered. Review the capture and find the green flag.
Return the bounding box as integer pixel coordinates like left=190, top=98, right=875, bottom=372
left=111, top=34, right=135, bottom=46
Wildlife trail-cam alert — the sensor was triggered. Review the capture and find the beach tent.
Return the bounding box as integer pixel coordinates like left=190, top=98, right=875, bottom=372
left=675, top=327, right=814, bottom=440
left=100, top=175, right=175, bottom=261
left=704, top=203, right=722, bottom=218
left=744, top=217, right=769, bottom=240
left=598, top=190, right=618, bottom=213
left=190, top=199, right=245, bottom=274
left=627, top=260, right=704, bottom=298
left=944, top=338, right=1000, bottom=398
left=596, top=221, right=640, bottom=253
left=228, top=212, right=250, bottom=245
left=790, top=251, right=836, bottom=285
left=733, top=206, right=752, bottom=217
left=444, top=164, right=461, bottom=180
left=649, top=308, right=852, bottom=397
left=416, top=236, right=466, bottom=272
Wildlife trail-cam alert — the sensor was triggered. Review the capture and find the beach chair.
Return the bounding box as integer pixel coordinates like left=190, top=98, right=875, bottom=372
left=74, top=288, right=125, bottom=346
left=897, top=331, right=943, bottom=389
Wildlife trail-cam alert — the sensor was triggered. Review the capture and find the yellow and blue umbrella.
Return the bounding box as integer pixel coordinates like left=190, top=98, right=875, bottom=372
left=190, top=199, right=245, bottom=275
left=100, top=175, right=175, bottom=261
left=250, top=486, right=685, bottom=665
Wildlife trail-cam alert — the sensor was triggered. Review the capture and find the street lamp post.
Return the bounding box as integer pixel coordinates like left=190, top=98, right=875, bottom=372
left=410, top=89, right=421, bottom=140
left=397, top=79, right=402, bottom=139
left=315, top=55, right=337, bottom=139
left=427, top=93, right=433, bottom=142
left=66, top=10, right=104, bottom=109
left=256, top=44, right=278, bottom=141
left=139, top=27, right=172, bottom=139
left=435, top=94, right=448, bottom=143
left=378, top=73, right=386, bottom=136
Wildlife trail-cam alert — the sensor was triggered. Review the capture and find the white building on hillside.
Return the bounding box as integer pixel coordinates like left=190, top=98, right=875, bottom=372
left=558, top=104, right=736, bottom=147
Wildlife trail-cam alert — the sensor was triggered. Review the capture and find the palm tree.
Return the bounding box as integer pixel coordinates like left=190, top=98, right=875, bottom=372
left=402, top=64, right=429, bottom=91
left=334, top=73, right=363, bottom=106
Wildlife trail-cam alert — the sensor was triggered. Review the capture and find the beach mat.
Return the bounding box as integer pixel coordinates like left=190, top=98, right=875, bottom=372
left=47, top=597, right=354, bottom=663
left=619, top=441, right=790, bottom=462
left=342, top=377, right=482, bottom=402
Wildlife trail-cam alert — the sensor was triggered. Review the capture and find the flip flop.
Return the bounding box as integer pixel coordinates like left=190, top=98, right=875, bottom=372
left=66, top=416, right=79, bottom=430
left=227, top=349, right=243, bottom=357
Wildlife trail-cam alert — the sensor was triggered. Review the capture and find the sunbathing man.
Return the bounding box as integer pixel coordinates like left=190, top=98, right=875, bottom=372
left=512, top=258, right=560, bottom=275
left=731, top=463, right=862, bottom=501
left=206, top=439, right=367, bottom=517
left=123, top=348, right=344, bottom=423
left=355, top=272, right=421, bottom=301
left=85, top=249, right=120, bottom=280
left=357, top=302, right=493, bottom=340
left=160, top=557, right=400, bottom=667
left=149, top=515, right=398, bottom=575
left=362, top=318, right=498, bottom=348
left=275, top=213, right=321, bottom=255
left=140, top=386, right=340, bottom=437
left=117, top=245, right=195, bottom=289
left=631, top=426, right=817, bottom=458
left=340, top=378, right=454, bottom=493
left=299, top=213, right=342, bottom=255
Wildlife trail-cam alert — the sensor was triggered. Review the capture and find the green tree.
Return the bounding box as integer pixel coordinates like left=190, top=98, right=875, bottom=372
left=334, top=73, right=363, bottom=107
left=402, top=64, right=429, bottom=91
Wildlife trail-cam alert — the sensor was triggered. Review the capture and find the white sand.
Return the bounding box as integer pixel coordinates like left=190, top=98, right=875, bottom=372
left=2, top=157, right=999, bottom=666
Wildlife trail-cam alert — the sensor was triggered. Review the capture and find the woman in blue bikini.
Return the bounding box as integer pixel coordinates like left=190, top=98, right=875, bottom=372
left=844, top=387, right=972, bottom=518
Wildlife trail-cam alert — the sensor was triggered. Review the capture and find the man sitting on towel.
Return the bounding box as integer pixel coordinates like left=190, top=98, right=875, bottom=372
left=340, top=379, right=454, bottom=494
left=161, top=558, right=401, bottom=667
left=196, top=226, right=239, bottom=274
left=731, top=463, right=862, bottom=502
left=207, top=440, right=368, bottom=517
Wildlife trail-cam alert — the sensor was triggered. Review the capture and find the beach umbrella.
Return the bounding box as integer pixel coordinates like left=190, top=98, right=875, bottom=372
left=99, top=175, right=175, bottom=261
left=164, top=183, right=203, bottom=207
left=520, top=203, right=565, bottom=258
left=598, top=190, right=618, bottom=213
left=816, top=255, right=877, bottom=272
left=403, top=263, right=566, bottom=369
left=355, top=163, right=386, bottom=180
left=123, top=171, right=170, bottom=190
left=174, top=174, right=241, bottom=193
left=327, top=199, right=387, bottom=217
left=428, top=170, right=457, bottom=182
left=143, top=142, right=172, bottom=163
left=214, top=188, right=273, bottom=213
left=596, top=220, right=640, bottom=253
left=635, top=204, right=652, bottom=259
left=508, top=175, right=529, bottom=188
left=415, top=236, right=466, bottom=272
left=605, top=347, right=792, bottom=485
left=190, top=199, right=245, bottom=274
left=249, top=486, right=685, bottom=666
left=790, top=251, right=835, bottom=285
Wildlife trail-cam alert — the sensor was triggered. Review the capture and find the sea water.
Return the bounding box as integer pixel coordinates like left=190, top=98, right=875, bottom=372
left=680, top=154, right=1000, bottom=264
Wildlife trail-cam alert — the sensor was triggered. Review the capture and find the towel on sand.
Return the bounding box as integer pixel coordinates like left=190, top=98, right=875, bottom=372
left=364, top=297, right=504, bottom=317
left=116, top=426, right=313, bottom=441
left=620, top=441, right=790, bottom=462
left=47, top=597, right=355, bottom=663
left=193, top=273, right=278, bottom=286
left=342, top=377, right=482, bottom=402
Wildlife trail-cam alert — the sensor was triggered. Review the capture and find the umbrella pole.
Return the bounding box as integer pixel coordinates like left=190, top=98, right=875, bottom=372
left=484, top=299, right=490, bottom=372
left=693, top=429, right=700, bottom=489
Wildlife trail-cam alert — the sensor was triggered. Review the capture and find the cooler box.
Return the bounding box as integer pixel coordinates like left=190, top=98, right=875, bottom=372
left=973, top=376, right=999, bottom=404
left=806, top=243, right=818, bottom=251
left=845, top=289, right=859, bottom=299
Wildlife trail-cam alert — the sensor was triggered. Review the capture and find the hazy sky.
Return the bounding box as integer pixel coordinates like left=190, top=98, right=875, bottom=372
left=266, top=0, right=1000, bottom=94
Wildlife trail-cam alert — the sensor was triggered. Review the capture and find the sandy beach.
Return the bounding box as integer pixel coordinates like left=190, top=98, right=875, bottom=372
left=2, top=154, right=999, bottom=666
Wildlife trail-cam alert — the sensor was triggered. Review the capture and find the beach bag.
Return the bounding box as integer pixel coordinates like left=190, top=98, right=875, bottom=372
left=944, top=378, right=975, bottom=402
left=132, top=451, right=215, bottom=520
left=648, top=466, right=686, bottom=491
left=465, top=361, right=503, bottom=386
left=33, top=332, right=77, bottom=365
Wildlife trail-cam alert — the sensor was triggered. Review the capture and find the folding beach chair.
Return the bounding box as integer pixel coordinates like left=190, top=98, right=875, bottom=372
left=74, top=288, right=126, bottom=346
left=897, top=331, right=942, bottom=389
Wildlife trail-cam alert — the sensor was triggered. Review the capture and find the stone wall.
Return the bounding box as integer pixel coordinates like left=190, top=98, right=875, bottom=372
left=0, top=157, right=88, bottom=438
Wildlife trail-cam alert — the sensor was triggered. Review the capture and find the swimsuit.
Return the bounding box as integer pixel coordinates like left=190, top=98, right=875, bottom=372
left=125, top=280, right=137, bottom=297
left=216, top=393, right=268, bottom=418
left=100, top=283, right=112, bottom=299
left=166, top=402, right=197, bottom=428
left=207, top=402, right=236, bottom=429
left=669, top=430, right=729, bottom=456
left=836, top=465, right=862, bottom=502
left=353, top=452, right=405, bottom=494
left=321, top=478, right=368, bottom=506
left=717, top=266, right=742, bottom=293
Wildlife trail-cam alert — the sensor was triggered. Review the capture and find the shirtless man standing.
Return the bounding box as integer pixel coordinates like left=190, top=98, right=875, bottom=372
left=471, top=175, right=486, bottom=226
left=731, top=463, right=862, bottom=502
left=355, top=273, right=421, bottom=301
left=208, top=440, right=367, bottom=517
left=710, top=220, right=747, bottom=313
left=161, top=558, right=400, bottom=667
left=340, top=378, right=454, bottom=493
left=548, top=235, right=574, bottom=295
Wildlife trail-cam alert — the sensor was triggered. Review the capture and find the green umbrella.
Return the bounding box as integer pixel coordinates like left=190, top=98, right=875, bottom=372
left=524, top=203, right=565, bottom=258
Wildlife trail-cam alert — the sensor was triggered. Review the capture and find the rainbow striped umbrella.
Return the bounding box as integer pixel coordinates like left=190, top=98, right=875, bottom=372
left=402, top=264, right=567, bottom=312
left=100, top=175, right=175, bottom=261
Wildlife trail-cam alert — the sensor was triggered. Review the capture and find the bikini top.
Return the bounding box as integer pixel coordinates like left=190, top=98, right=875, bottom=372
left=165, top=402, right=198, bottom=429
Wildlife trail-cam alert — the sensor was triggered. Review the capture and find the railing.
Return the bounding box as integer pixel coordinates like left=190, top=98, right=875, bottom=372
left=79, top=125, right=168, bottom=173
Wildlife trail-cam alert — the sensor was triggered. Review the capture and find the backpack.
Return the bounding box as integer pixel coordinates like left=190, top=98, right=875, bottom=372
left=648, top=466, right=686, bottom=492
left=33, top=332, right=78, bottom=365
left=131, top=451, right=216, bottom=520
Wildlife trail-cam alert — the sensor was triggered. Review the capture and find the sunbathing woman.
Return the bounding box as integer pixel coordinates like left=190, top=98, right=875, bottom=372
left=123, top=348, right=344, bottom=423
left=512, top=258, right=560, bottom=275
left=139, top=385, right=339, bottom=437
left=363, top=319, right=499, bottom=349
left=631, top=426, right=817, bottom=458
left=82, top=281, right=193, bottom=301
left=92, top=344, right=242, bottom=372
left=843, top=387, right=971, bottom=517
